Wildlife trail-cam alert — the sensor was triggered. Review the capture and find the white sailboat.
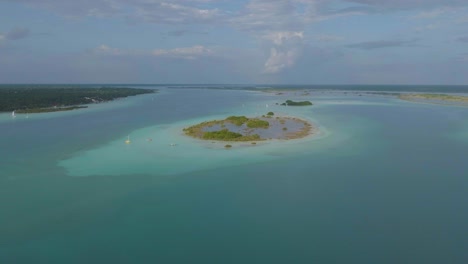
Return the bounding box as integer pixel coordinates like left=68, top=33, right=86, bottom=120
left=11, top=111, right=16, bottom=118
left=125, top=135, right=131, bottom=144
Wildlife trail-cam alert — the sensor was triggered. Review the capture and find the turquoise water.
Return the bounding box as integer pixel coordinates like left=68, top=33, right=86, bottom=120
left=1, top=87, right=468, bottom=263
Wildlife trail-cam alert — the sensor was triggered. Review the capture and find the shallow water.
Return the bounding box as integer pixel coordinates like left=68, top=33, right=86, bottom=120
left=1, top=87, right=467, bottom=263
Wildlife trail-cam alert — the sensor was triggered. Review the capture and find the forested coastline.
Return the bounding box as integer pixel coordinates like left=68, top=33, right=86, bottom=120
left=0, top=87, right=156, bottom=112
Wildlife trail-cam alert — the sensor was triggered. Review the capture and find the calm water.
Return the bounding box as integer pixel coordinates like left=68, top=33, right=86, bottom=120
left=1, top=87, right=468, bottom=263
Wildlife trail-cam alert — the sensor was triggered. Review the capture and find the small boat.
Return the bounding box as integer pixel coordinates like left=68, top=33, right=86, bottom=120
left=170, top=143, right=177, bottom=146
left=125, top=135, right=131, bottom=144
left=11, top=111, right=16, bottom=118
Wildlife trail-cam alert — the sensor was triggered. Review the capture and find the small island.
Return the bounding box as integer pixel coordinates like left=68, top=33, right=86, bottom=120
left=183, top=113, right=313, bottom=144
left=281, top=100, right=313, bottom=106
left=0, top=86, right=156, bottom=113
left=399, top=93, right=468, bottom=105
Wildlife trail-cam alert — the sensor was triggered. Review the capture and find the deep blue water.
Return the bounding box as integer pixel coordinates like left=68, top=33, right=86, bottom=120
left=0, top=86, right=467, bottom=263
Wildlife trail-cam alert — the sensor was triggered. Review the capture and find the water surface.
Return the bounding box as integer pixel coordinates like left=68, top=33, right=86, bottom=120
left=1, top=86, right=467, bottom=263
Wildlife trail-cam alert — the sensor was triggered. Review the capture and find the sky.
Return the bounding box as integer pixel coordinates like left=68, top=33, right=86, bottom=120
left=1, top=0, right=468, bottom=84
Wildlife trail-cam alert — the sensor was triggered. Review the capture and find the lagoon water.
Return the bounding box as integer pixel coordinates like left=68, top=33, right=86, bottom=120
left=1, top=86, right=468, bottom=263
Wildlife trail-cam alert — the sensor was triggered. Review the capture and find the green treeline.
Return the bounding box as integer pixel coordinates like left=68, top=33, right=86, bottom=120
left=226, top=116, right=270, bottom=128
left=281, top=100, right=313, bottom=106
left=226, top=116, right=249, bottom=126
left=0, top=87, right=156, bottom=112
left=202, top=129, right=243, bottom=140
left=16, top=106, right=88, bottom=114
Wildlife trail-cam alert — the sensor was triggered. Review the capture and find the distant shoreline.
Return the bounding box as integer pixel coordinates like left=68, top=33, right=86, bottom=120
left=398, top=93, right=468, bottom=106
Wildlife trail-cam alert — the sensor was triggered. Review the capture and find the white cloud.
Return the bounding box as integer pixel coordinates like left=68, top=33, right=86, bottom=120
left=315, top=34, right=344, bottom=42
left=263, top=31, right=304, bottom=45
left=260, top=30, right=305, bottom=73
left=231, top=0, right=318, bottom=33
left=133, top=2, right=222, bottom=24
left=3, top=0, right=225, bottom=24
left=343, top=0, right=468, bottom=11
left=411, top=8, right=452, bottom=19
left=231, top=0, right=321, bottom=74
left=152, top=45, right=213, bottom=59
left=91, top=44, right=214, bottom=60
left=94, top=44, right=123, bottom=55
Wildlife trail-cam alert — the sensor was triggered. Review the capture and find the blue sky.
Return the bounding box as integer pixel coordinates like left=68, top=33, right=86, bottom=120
left=1, top=0, right=468, bottom=84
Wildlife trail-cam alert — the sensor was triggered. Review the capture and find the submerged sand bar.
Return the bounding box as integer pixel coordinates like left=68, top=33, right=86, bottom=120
left=399, top=93, right=468, bottom=106
left=183, top=114, right=313, bottom=142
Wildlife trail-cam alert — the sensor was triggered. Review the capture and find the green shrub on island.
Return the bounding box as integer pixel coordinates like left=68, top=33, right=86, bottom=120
left=201, top=129, right=261, bottom=141
left=203, top=129, right=243, bottom=140
left=267, top=112, right=274, bottom=116
left=281, top=100, right=312, bottom=106
left=246, top=119, right=269, bottom=128
left=226, top=116, right=249, bottom=126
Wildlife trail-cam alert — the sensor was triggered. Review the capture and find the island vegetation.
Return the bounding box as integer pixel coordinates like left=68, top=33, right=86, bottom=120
left=246, top=119, right=269, bottom=128
left=183, top=113, right=314, bottom=143
left=0, top=86, right=156, bottom=113
left=202, top=129, right=261, bottom=141
left=226, top=115, right=249, bottom=126
left=281, top=100, right=313, bottom=106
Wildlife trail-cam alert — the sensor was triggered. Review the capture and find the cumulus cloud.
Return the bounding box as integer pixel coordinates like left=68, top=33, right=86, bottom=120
left=346, top=39, right=417, bottom=50
left=264, top=47, right=300, bottom=74
left=231, top=0, right=324, bottom=74
left=261, top=31, right=304, bottom=74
